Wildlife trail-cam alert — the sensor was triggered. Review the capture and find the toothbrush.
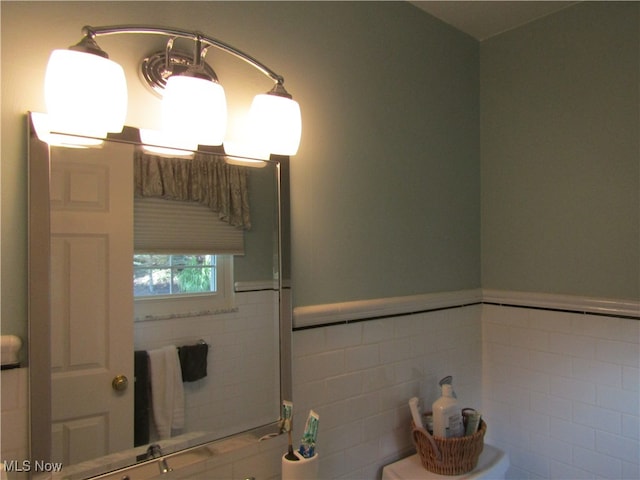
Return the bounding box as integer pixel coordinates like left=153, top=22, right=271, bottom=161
left=282, top=401, right=298, bottom=461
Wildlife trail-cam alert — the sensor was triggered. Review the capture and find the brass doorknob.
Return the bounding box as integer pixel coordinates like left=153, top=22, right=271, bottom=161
left=112, top=374, right=129, bottom=392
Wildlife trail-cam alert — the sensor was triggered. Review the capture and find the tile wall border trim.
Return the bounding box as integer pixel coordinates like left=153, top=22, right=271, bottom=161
left=482, top=289, right=640, bottom=319
left=293, top=289, right=639, bottom=330
left=293, top=289, right=483, bottom=329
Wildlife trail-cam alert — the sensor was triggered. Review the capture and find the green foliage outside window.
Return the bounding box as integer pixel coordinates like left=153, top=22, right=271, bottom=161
left=134, top=254, right=217, bottom=297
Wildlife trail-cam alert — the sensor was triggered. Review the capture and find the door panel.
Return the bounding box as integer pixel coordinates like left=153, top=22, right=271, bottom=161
left=50, top=143, right=134, bottom=465
left=52, top=416, right=107, bottom=465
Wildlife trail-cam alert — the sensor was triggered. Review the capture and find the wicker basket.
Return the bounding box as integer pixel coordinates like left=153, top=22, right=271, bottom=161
left=411, top=413, right=486, bottom=476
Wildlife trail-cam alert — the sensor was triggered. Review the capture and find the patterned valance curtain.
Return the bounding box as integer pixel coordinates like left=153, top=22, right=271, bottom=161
left=133, top=149, right=251, bottom=230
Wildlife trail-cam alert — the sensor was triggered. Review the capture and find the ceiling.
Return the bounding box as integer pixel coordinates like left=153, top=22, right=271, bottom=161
left=411, top=1, right=578, bottom=41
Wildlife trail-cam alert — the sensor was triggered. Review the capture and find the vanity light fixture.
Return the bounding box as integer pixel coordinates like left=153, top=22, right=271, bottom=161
left=30, top=111, right=105, bottom=148
left=138, top=128, right=197, bottom=158
left=44, top=34, right=127, bottom=141
left=43, top=25, right=302, bottom=155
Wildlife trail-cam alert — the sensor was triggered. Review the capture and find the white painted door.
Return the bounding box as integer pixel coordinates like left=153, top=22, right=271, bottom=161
left=49, top=142, right=134, bottom=465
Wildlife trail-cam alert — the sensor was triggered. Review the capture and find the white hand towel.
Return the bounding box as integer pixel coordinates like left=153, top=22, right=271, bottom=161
left=170, top=345, right=185, bottom=430
left=148, top=345, right=185, bottom=439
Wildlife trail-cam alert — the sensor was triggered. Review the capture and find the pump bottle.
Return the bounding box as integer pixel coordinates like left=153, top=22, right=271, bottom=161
left=432, top=384, right=464, bottom=438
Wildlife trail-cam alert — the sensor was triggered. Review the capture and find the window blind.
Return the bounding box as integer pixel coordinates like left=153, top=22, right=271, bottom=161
left=134, top=197, right=244, bottom=254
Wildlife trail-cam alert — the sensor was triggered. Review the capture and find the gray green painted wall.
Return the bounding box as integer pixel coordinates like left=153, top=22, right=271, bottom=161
left=480, top=1, right=639, bottom=300
left=1, top=1, right=480, bottom=343
left=2, top=1, right=638, bottom=347
left=283, top=2, right=481, bottom=306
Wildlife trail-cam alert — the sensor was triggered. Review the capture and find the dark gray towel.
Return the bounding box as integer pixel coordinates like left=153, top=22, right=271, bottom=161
left=177, top=343, right=209, bottom=382
left=134, top=350, right=150, bottom=446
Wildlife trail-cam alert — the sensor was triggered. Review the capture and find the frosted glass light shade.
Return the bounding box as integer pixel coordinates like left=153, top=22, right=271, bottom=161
left=44, top=49, right=127, bottom=137
left=31, top=112, right=103, bottom=148
left=223, top=113, right=270, bottom=162
left=162, top=75, right=227, bottom=146
left=248, top=93, right=301, bottom=156
left=223, top=140, right=270, bottom=161
left=140, top=128, right=197, bottom=157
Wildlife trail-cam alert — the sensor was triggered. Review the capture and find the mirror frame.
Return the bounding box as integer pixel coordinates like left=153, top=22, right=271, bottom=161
left=27, top=112, right=292, bottom=478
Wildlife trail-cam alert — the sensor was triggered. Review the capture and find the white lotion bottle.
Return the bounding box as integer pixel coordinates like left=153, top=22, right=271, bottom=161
left=432, top=384, right=464, bottom=438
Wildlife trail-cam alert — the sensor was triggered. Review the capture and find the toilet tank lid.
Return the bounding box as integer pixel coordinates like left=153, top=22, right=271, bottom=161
left=381, top=443, right=509, bottom=480
left=472, top=444, right=509, bottom=478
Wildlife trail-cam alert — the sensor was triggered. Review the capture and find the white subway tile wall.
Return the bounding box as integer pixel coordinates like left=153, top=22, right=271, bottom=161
left=2, top=299, right=638, bottom=480
left=133, top=289, right=280, bottom=439
left=0, top=368, right=28, bottom=462
left=291, top=305, right=483, bottom=479
left=482, top=304, right=640, bottom=480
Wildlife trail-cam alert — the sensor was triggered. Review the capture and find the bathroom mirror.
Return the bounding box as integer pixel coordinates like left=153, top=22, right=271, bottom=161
left=27, top=112, right=292, bottom=479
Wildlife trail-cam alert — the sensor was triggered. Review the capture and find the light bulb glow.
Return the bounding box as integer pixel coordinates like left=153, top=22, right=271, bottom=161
left=140, top=128, right=197, bottom=157
left=248, top=93, right=301, bottom=156
left=223, top=112, right=270, bottom=162
left=162, top=75, right=227, bottom=146
left=44, top=49, right=127, bottom=137
left=31, top=112, right=104, bottom=148
left=224, top=156, right=268, bottom=168
left=223, top=140, right=269, bottom=168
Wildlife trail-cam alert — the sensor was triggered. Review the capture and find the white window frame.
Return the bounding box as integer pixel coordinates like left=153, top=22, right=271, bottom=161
left=134, top=254, right=235, bottom=321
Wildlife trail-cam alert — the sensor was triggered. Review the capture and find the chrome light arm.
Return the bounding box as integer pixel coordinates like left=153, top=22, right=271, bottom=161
left=81, top=24, right=286, bottom=86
